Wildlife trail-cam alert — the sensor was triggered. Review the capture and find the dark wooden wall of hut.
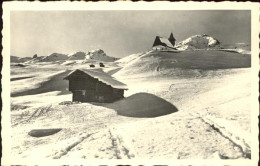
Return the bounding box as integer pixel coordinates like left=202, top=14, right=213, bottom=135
left=67, top=70, right=124, bottom=103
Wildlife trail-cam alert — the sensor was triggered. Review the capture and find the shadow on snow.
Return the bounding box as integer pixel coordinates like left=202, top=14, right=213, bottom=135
left=94, top=92, right=178, bottom=118
left=11, top=70, right=71, bottom=97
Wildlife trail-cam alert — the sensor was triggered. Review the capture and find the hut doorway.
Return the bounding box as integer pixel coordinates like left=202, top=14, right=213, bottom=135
left=73, top=90, right=85, bottom=102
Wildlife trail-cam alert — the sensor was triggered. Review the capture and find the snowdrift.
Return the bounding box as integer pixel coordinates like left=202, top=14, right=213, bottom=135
left=61, top=61, right=77, bottom=66
left=104, top=92, right=178, bottom=117
left=11, top=64, right=28, bottom=68
left=28, top=128, right=62, bottom=137
left=175, top=35, right=220, bottom=50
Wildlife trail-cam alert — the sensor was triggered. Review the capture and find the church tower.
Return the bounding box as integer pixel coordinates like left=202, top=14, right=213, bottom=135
left=168, top=33, right=176, bottom=46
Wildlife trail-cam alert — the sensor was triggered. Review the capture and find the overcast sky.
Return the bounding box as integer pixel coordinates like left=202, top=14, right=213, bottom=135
left=11, top=10, right=250, bottom=58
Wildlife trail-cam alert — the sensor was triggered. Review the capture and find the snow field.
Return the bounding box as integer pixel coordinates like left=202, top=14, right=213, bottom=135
left=111, top=112, right=244, bottom=159
left=10, top=48, right=252, bottom=159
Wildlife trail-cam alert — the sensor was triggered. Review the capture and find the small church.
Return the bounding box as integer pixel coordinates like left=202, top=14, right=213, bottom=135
left=64, top=69, right=128, bottom=103
left=152, top=33, right=176, bottom=50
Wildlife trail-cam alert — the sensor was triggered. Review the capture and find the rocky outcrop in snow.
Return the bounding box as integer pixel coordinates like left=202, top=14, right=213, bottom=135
left=33, top=54, right=38, bottom=58
left=175, top=34, right=220, bottom=50
left=85, top=49, right=117, bottom=62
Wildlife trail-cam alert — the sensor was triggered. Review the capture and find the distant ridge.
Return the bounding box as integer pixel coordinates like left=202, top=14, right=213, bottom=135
left=11, top=49, right=118, bottom=63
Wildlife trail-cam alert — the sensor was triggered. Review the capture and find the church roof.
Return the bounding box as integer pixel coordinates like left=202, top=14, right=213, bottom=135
left=169, top=33, right=176, bottom=41
left=153, top=36, right=174, bottom=48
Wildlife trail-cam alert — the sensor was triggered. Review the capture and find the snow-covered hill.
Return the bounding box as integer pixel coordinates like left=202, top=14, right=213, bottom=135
left=220, top=43, right=250, bottom=50
left=114, top=50, right=251, bottom=79
left=11, top=56, right=32, bottom=63
left=115, top=52, right=146, bottom=66
left=40, top=53, right=69, bottom=62
left=220, top=43, right=251, bottom=54
left=25, top=56, right=46, bottom=64
left=175, top=34, right=220, bottom=50
left=67, top=52, right=86, bottom=60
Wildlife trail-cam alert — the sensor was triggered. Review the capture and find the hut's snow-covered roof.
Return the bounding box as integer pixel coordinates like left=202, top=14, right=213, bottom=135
left=64, top=69, right=128, bottom=90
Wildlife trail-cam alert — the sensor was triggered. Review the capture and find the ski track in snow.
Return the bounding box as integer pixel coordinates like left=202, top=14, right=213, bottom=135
left=110, top=114, right=246, bottom=159
left=53, top=132, right=98, bottom=159
left=47, top=127, right=136, bottom=159
left=191, top=112, right=251, bottom=159
left=108, top=127, right=136, bottom=159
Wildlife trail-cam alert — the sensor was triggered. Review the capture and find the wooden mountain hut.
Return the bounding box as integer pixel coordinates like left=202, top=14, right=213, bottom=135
left=64, top=69, right=128, bottom=103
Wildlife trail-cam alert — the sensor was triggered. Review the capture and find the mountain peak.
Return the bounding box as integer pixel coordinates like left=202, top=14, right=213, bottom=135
left=175, top=34, right=220, bottom=50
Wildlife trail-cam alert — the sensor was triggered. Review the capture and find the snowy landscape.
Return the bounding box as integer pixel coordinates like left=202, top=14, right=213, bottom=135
left=10, top=34, right=252, bottom=160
